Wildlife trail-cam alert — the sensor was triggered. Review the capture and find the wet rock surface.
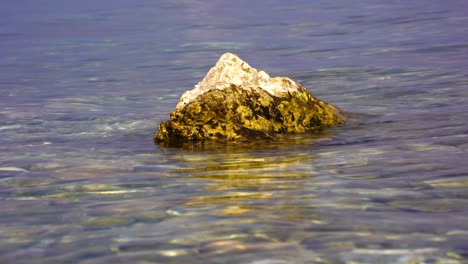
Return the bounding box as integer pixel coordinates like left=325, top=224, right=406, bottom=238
left=155, top=53, right=346, bottom=146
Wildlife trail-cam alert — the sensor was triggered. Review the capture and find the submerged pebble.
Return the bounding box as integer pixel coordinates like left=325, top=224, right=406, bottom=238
left=0, top=167, right=28, bottom=172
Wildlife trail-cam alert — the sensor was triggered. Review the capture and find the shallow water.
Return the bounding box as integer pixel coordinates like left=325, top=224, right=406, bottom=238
left=1, top=1, right=468, bottom=263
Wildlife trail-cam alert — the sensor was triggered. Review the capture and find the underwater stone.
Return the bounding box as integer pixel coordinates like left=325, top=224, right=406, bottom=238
left=155, top=52, right=346, bottom=146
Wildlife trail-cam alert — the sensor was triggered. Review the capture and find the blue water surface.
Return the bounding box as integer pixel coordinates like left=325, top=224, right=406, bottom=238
left=1, top=1, right=468, bottom=263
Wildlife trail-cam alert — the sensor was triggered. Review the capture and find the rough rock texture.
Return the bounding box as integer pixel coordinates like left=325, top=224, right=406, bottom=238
left=155, top=52, right=346, bottom=146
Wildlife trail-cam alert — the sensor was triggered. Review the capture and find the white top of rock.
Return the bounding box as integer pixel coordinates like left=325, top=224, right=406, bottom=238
left=176, top=52, right=304, bottom=111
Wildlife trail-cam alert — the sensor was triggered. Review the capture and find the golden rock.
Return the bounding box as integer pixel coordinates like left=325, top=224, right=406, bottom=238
left=155, top=53, right=346, bottom=146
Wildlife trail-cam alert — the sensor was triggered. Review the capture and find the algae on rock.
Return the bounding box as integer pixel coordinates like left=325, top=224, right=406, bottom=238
left=155, top=52, right=346, bottom=146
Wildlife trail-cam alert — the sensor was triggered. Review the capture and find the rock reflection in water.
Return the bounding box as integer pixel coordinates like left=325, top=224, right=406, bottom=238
left=170, top=134, right=333, bottom=223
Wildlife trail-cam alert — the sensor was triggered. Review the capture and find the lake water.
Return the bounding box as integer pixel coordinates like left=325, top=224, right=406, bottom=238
left=1, top=1, right=468, bottom=263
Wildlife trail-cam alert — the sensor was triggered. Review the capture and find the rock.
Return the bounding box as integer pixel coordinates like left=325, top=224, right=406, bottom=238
left=155, top=52, right=346, bottom=146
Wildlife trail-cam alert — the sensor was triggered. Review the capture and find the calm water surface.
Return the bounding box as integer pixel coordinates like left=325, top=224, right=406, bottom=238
left=1, top=1, right=468, bottom=263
